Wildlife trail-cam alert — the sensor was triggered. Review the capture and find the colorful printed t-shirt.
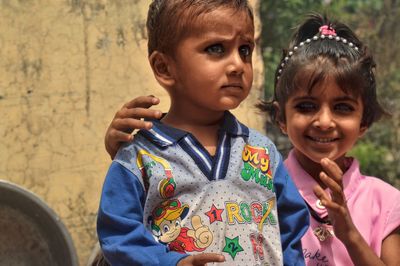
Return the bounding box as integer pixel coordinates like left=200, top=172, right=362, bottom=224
left=97, top=112, right=309, bottom=266
left=285, top=150, right=400, bottom=266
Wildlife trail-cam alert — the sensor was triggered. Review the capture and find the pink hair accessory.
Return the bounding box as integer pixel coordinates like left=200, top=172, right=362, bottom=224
left=319, top=25, right=336, bottom=36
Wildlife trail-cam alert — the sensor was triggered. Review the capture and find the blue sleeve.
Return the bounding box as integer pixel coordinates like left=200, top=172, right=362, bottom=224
left=274, top=156, right=309, bottom=266
left=97, top=161, right=188, bottom=266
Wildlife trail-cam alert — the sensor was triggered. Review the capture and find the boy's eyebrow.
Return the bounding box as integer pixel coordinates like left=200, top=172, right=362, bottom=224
left=241, top=35, right=255, bottom=44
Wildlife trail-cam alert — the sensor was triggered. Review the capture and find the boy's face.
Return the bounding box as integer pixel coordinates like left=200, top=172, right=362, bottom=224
left=168, top=7, right=254, bottom=115
left=279, top=76, right=367, bottom=170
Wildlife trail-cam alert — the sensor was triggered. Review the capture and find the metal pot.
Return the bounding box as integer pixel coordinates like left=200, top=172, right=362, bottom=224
left=0, top=180, right=79, bottom=266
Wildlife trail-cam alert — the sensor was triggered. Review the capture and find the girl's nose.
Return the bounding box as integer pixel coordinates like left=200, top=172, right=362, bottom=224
left=313, top=107, right=335, bottom=130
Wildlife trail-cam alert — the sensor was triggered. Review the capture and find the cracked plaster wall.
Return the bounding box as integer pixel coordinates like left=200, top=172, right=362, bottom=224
left=0, top=0, right=264, bottom=264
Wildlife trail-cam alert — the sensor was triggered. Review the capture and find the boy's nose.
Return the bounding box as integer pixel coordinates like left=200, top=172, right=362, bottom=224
left=313, top=107, right=335, bottom=130
left=227, top=52, right=245, bottom=75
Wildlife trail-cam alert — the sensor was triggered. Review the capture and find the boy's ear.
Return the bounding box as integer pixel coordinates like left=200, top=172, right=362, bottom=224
left=273, top=102, right=287, bottom=135
left=149, top=51, right=176, bottom=88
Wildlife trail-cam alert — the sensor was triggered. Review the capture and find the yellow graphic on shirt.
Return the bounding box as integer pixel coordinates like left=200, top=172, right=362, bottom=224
left=136, top=149, right=176, bottom=198
left=241, top=145, right=274, bottom=192
left=225, top=199, right=276, bottom=230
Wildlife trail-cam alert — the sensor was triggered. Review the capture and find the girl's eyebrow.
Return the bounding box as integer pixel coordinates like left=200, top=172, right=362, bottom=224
left=291, top=95, right=316, bottom=101
left=291, top=95, right=359, bottom=103
left=333, top=95, right=359, bottom=103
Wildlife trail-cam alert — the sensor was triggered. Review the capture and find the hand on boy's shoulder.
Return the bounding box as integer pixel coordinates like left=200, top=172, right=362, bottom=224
left=105, top=95, right=162, bottom=159
left=177, top=253, right=225, bottom=266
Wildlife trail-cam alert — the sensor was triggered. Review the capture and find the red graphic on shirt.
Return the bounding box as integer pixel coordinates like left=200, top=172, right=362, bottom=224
left=205, top=204, right=224, bottom=224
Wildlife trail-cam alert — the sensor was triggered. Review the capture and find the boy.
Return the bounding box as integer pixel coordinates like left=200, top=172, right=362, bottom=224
left=97, top=1, right=309, bottom=265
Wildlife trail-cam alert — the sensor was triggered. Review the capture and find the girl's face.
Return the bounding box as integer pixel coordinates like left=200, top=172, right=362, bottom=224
left=278, top=76, right=367, bottom=173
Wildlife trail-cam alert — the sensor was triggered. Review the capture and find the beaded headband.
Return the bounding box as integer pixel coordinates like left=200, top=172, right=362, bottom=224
left=276, top=25, right=359, bottom=80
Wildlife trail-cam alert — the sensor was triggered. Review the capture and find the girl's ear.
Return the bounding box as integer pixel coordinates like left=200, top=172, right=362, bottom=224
left=273, top=102, right=287, bottom=135
left=359, top=125, right=368, bottom=138
left=149, top=51, right=176, bottom=88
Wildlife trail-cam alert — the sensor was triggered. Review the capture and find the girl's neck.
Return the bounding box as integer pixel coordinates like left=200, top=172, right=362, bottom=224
left=293, top=150, right=349, bottom=188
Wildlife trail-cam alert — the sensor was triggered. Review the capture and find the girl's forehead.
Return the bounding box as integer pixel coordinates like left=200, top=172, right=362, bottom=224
left=291, top=75, right=360, bottom=99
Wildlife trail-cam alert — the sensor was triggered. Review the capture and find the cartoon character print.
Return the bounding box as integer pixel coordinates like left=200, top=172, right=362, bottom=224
left=149, top=199, right=214, bottom=253
left=136, top=150, right=214, bottom=253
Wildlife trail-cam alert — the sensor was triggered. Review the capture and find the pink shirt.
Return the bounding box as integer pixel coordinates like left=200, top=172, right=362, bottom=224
left=285, top=150, right=400, bottom=266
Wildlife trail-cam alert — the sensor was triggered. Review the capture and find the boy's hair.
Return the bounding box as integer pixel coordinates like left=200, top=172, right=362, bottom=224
left=260, top=13, right=387, bottom=128
left=146, top=0, right=254, bottom=56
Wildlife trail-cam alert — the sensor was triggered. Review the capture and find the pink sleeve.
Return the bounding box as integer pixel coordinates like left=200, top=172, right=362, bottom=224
left=383, top=189, right=400, bottom=238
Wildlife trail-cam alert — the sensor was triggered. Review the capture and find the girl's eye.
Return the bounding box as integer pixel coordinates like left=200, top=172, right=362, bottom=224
left=334, top=103, right=355, bottom=113
left=205, top=44, right=224, bottom=55
left=175, top=220, right=180, bottom=226
left=295, top=102, right=317, bottom=112
left=163, top=225, right=170, bottom=233
left=239, top=45, right=252, bottom=57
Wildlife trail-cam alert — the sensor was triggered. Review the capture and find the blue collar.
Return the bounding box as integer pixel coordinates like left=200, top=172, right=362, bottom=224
left=139, top=111, right=249, bottom=148
left=138, top=111, right=249, bottom=181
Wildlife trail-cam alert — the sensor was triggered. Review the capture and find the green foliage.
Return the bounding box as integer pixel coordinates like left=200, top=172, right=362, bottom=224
left=348, top=141, right=393, bottom=182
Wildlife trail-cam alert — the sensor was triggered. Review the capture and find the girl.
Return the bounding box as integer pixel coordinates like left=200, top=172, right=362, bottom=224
left=260, top=13, right=400, bottom=266
left=104, top=13, right=400, bottom=266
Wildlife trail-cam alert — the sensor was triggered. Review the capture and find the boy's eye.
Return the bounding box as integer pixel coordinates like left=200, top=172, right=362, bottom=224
left=295, top=102, right=317, bottom=112
left=334, top=103, right=355, bottom=113
left=239, top=45, right=252, bottom=57
left=205, top=44, right=224, bottom=55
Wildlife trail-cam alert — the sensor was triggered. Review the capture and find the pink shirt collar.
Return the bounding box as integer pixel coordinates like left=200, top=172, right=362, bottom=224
left=284, top=150, right=363, bottom=217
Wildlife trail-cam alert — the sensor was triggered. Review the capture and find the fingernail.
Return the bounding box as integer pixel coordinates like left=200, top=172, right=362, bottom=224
left=145, top=122, right=153, bottom=129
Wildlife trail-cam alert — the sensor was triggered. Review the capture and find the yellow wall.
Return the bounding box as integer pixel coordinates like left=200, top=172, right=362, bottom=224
left=0, top=0, right=264, bottom=264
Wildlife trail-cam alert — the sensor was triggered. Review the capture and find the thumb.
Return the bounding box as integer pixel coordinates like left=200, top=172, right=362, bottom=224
left=191, top=215, right=204, bottom=230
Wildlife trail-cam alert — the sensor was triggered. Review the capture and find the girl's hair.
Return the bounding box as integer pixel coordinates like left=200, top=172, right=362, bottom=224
left=260, top=13, right=387, bottom=128
left=146, top=0, right=254, bottom=56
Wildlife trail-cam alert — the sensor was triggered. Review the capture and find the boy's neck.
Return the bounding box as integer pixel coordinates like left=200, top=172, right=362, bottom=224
left=161, top=109, right=225, bottom=156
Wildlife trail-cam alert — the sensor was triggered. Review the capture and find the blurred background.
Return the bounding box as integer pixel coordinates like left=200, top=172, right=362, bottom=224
left=0, top=0, right=398, bottom=265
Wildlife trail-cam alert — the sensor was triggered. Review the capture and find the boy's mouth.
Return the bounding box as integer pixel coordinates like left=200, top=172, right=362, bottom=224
left=221, top=83, right=243, bottom=89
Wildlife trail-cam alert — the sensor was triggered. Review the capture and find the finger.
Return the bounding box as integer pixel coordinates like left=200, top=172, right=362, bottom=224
left=320, top=158, right=343, bottom=185
left=313, top=184, right=330, bottom=205
left=108, top=130, right=134, bottom=143
left=313, top=185, right=341, bottom=211
left=112, top=118, right=153, bottom=132
left=123, top=95, right=160, bottom=109
left=191, top=253, right=225, bottom=265
left=317, top=173, right=346, bottom=205
left=121, top=107, right=162, bottom=120
left=191, top=215, right=204, bottom=231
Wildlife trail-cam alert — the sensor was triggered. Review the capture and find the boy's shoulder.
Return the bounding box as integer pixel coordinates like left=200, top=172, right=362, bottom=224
left=246, top=127, right=279, bottom=150
left=113, top=132, right=156, bottom=172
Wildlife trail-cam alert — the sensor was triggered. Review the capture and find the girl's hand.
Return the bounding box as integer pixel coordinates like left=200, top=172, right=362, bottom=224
left=313, top=158, right=358, bottom=243
left=177, top=253, right=225, bottom=266
left=314, top=158, right=392, bottom=266
left=105, top=95, right=162, bottom=159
